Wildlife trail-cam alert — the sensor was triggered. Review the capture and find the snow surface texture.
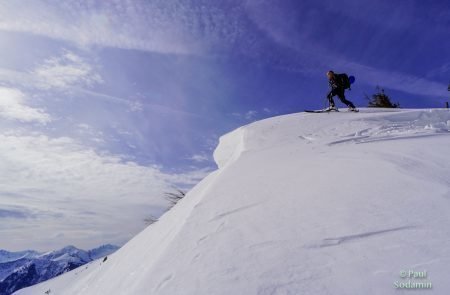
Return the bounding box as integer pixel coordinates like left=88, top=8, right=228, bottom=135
left=15, top=109, right=450, bottom=295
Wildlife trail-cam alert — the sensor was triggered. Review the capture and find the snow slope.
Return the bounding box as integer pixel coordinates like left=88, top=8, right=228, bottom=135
left=15, top=109, right=450, bottom=295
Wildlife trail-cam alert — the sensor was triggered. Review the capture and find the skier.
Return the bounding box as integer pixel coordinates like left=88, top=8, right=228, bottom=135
left=325, top=71, right=357, bottom=111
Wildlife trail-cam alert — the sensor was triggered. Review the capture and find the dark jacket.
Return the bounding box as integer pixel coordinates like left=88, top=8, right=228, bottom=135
left=328, top=74, right=344, bottom=90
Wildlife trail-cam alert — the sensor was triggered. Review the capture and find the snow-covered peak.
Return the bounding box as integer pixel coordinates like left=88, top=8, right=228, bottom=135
left=0, top=251, right=40, bottom=264
left=88, top=244, right=120, bottom=260
left=38, top=246, right=90, bottom=264
left=15, top=109, right=450, bottom=295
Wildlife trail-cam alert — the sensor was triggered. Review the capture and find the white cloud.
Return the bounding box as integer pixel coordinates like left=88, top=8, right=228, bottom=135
left=166, top=167, right=212, bottom=189
left=128, top=100, right=144, bottom=112
left=0, top=131, right=209, bottom=251
left=77, top=123, right=91, bottom=130
left=245, top=110, right=258, bottom=120
left=0, top=50, right=102, bottom=93
left=0, top=87, right=51, bottom=123
left=31, top=50, right=103, bottom=90
left=188, top=153, right=210, bottom=163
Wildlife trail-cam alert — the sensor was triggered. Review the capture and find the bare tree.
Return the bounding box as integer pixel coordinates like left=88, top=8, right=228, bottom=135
left=144, top=188, right=186, bottom=225
left=144, top=215, right=158, bottom=225
left=165, top=189, right=186, bottom=208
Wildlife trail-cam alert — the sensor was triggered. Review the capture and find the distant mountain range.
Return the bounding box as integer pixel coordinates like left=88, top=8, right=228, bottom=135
left=0, top=244, right=119, bottom=295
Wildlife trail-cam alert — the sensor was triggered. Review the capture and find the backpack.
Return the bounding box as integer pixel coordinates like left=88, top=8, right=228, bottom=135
left=338, top=73, right=351, bottom=90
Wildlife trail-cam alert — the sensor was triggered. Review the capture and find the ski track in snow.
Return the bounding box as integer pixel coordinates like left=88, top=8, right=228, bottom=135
left=329, top=132, right=450, bottom=146
left=306, top=225, right=417, bottom=248
left=208, top=202, right=263, bottom=222
left=155, top=274, right=174, bottom=292
left=326, top=109, right=450, bottom=146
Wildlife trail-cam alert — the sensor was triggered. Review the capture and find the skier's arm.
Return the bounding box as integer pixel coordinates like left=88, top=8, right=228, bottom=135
left=329, top=79, right=338, bottom=90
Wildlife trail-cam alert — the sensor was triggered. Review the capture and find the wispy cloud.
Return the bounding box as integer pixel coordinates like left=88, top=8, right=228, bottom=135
left=166, top=167, right=212, bottom=189
left=230, top=108, right=274, bottom=122
left=337, top=61, right=449, bottom=98
left=31, top=50, right=103, bottom=90
left=245, top=110, right=258, bottom=120
left=76, top=88, right=202, bottom=118
left=0, top=50, right=102, bottom=92
left=0, top=1, right=246, bottom=55
left=0, top=51, right=102, bottom=126
left=187, top=153, right=210, bottom=163
left=0, top=87, right=51, bottom=123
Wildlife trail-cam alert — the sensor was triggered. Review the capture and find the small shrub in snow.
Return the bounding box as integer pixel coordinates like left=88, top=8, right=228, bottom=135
left=366, top=86, right=399, bottom=108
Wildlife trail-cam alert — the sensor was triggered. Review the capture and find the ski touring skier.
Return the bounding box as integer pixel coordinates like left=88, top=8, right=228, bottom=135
left=325, top=71, right=357, bottom=112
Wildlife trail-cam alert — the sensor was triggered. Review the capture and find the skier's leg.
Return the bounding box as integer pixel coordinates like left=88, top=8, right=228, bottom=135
left=327, top=90, right=336, bottom=107
left=337, top=89, right=355, bottom=108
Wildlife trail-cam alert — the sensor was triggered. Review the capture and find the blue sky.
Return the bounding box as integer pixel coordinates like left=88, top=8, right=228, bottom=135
left=0, top=0, right=448, bottom=251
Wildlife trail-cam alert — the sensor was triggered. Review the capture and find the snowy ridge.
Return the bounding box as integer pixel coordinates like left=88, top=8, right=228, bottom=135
left=0, top=251, right=39, bottom=265
left=15, top=108, right=450, bottom=295
left=213, top=126, right=246, bottom=169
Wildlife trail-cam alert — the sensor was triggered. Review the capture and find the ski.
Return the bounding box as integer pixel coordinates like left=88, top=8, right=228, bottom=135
left=305, top=109, right=339, bottom=113
left=305, top=108, right=359, bottom=113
